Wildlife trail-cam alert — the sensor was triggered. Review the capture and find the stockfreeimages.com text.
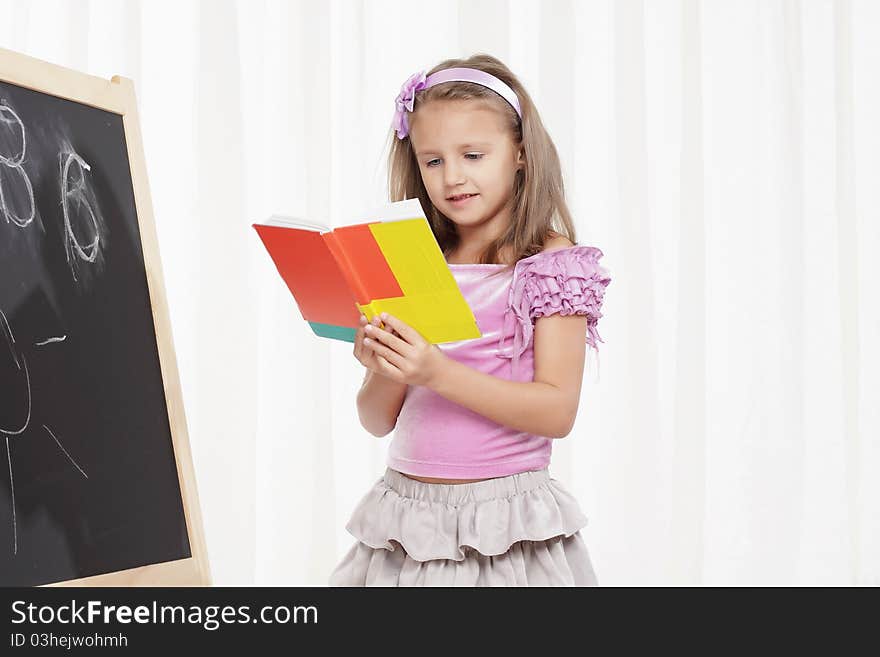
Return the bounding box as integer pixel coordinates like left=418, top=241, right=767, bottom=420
left=11, top=600, right=317, bottom=631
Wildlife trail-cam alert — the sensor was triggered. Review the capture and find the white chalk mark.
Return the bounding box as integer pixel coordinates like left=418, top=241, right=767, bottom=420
left=5, top=436, right=16, bottom=556
left=61, top=151, right=101, bottom=282
left=35, top=335, right=67, bottom=347
left=0, top=103, right=26, bottom=165
left=0, top=103, right=36, bottom=228
left=0, top=163, right=36, bottom=228
left=0, top=310, right=31, bottom=436
left=0, top=307, right=18, bottom=368
left=43, top=425, right=88, bottom=480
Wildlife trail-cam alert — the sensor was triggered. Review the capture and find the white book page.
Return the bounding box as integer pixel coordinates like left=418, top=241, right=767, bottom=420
left=258, top=214, right=329, bottom=232
left=346, top=198, right=427, bottom=224
left=259, top=198, right=426, bottom=232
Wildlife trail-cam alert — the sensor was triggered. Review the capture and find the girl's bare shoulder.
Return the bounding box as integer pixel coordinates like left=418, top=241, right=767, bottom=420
left=541, top=232, right=575, bottom=253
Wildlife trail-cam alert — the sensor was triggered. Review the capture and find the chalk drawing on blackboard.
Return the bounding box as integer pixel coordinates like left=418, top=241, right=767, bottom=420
left=0, top=308, right=31, bottom=438
left=3, top=437, right=15, bottom=556
left=60, top=147, right=105, bottom=284
left=34, top=335, right=67, bottom=347
left=1, top=308, right=29, bottom=556
left=1, top=309, right=88, bottom=556
left=0, top=102, right=36, bottom=229
left=42, top=424, right=88, bottom=480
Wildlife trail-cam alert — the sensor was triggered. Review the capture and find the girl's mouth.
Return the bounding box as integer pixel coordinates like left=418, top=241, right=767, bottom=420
left=448, top=193, right=478, bottom=206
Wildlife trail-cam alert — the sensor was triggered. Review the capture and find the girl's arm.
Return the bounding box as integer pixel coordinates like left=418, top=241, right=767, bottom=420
left=356, top=369, right=408, bottom=437
left=363, top=312, right=587, bottom=439
left=426, top=315, right=587, bottom=438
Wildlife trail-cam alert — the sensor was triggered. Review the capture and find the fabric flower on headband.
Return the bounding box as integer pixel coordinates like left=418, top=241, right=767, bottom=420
left=392, top=70, right=427, bottom=139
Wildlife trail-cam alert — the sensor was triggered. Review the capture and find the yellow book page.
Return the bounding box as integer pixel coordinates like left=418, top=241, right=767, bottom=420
left=362, top=218, right=480, bottom=343
left=358, top=293, right=480, bottom=344
left=368, top=219, right=456, bottom=295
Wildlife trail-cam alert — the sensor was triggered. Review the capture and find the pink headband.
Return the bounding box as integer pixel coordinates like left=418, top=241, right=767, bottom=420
left=392, top=67, right=523, bottom=139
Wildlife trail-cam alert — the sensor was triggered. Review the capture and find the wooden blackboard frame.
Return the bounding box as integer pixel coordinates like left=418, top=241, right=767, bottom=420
left=0, top=46, right=210, bottom=586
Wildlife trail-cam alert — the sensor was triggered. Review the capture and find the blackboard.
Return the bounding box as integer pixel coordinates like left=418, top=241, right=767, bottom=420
left=0, top=48, right=208, bottom=586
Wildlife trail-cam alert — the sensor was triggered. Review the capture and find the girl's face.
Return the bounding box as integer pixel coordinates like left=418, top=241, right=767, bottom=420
left=409, top=100, right=523, bottom=240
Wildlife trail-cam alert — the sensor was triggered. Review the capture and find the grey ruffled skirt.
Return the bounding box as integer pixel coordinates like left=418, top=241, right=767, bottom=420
left=329, top=467, right=598, bottom=587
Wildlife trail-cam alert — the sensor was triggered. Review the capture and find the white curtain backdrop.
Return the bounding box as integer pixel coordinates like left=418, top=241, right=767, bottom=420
left=1, top=0, right=877, bottom=586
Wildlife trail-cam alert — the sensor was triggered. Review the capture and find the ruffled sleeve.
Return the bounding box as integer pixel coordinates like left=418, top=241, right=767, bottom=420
left=497, top=245, right=611, bottom=377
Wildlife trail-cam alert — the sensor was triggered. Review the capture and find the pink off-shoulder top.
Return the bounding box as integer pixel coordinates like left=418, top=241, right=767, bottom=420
left=387, top=245, right=611, bottom=479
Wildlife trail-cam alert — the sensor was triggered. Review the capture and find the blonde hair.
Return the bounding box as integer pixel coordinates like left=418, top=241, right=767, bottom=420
left=387, top=53, right=577, bottom=271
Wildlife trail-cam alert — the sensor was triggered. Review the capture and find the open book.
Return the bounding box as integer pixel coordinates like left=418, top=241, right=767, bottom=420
left=252, top=198, right=481, bottom=344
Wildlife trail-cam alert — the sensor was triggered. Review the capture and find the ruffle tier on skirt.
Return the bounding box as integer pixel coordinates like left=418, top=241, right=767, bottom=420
left=329, top=467, right=598, bottom=587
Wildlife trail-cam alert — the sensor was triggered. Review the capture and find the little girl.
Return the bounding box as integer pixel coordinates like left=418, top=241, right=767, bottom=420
left=329, top=53, right=611, bottom=587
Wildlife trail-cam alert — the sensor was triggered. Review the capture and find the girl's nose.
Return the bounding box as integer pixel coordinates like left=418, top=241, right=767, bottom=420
left=443, top=161, right=465, bottom=187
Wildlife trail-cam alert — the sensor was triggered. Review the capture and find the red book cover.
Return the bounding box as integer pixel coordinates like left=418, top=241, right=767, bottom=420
left=252, top=223, right=360, bottom=329
left=330, top=224, right=402, bottom=302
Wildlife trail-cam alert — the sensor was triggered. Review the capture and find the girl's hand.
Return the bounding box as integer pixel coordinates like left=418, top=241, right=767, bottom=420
left=353, top=314, right=392, bottom=375
left=362, top=312, right=449, bottom=387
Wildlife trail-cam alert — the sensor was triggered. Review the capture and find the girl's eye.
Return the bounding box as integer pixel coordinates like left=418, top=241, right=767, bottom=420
left=425, top=153, right=483, bottom=167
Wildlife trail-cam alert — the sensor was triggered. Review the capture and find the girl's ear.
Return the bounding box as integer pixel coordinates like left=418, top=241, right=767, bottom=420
left=516, top=146, right=525, bottom=169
